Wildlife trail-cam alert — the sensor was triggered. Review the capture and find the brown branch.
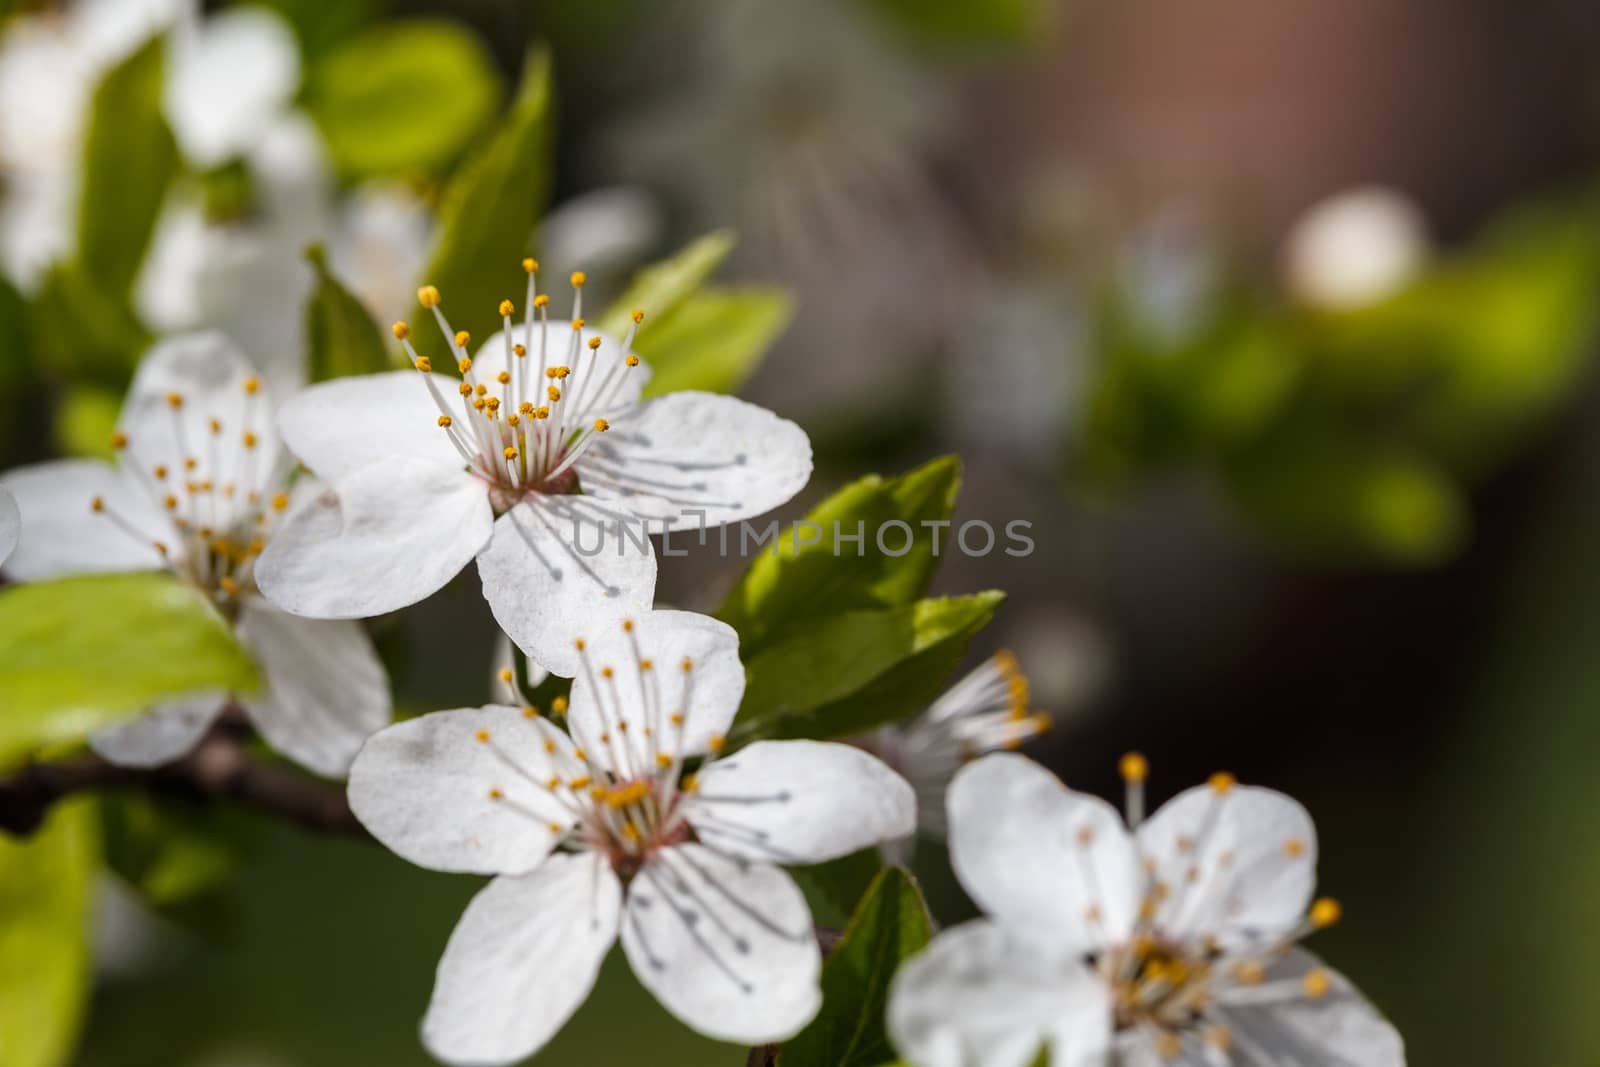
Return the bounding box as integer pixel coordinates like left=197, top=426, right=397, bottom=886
left=0, top=716, right=366, bottom=839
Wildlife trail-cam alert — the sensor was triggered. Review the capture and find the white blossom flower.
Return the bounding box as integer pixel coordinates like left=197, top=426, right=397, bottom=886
left=1283, top=186, right=1428, bottom=312
left=888, top=753, right=1405, bottom=1067
left=255, top=269, right=813, bottom=677
left=0, top=0, right=298, bottom=291
left=866, top=652, right=1051, bottom=858
left=0, top=333, right=391, bottom=775
left=348, top=610, right=916, bottom=1064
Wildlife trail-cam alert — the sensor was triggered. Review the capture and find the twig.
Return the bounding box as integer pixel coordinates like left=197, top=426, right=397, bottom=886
left=0, top=715, right=366, bottom=839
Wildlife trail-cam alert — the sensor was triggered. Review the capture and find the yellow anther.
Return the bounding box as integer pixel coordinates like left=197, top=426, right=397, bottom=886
left=681, top=657, right=693, bottom=672
left=473, top=398, right=487, bottom=411
left=1076, top=826, right=1095, bottom=847
left=570, top=271, right=587, bottom=288
left=546, top=775, right=561, bottom=789
left=622, top=823, right=641, bottom=842
left=164, top=495, right=178, bottom=510
left=656, top=753, right=672, bottom=768
left=90, top=496, right=105, bottom=513
left=271, top=492, right=290, bottom=512
left=485, top=397, right=501, bottom=412
left=183, top=457, right=197, bottom=471
left=681, top=774, right=698, bottom=794
left=1205, top=1026, right=1232, bottom=1051
left=498, top=300, right=514, bottom=317
left=543, top=739, right=557, bottom=754
left=625, top=354, right=639, bottom=367
left=497, top=371, right=511, bottom=385
left=708, top=734, right=726, bottom=753
left=555, top=366, right=570, bottom=379
left=153, top=541, right=169, bottom=557
left=1209, top=771, right=1237, bottom=794
left=392, top=321, right=409, bottom=340
left=1310, top=898, right=1342, bottom=929
left=166, top=392, right=184, bottom=409
left=219, top=576, right=240, bottom=597
left=593, top=418, right=610, bottom=432
left=153, top=465, right=168, bottom=479
left=488, top=787, right=504, bottom=801
left=575, top=638, right=586, bottom=651
left=573, top=748, right=586, bottom=761
left=544, top=367, right=558, bottom=379
left=458, top=382, right=473, bottom=397
left=475, top=729, right=491, bottom=743
left=639, top=658, right=653, bottom=671
left=587, top=337, right=601, bottom=351
left=110, top=431, right=129, bottom=450
left=1234, top=960, right=1266, bottom=985
left=503, top=447, right=518, bottom=460
left=571, top=318, right=585, bottom=330
left=548, top=386, right=561, bottom=401
left=454, top=330, right=470, bottom=348
left=535, top=406, right=549, bottom=419
left=438, top=415, right=453, bottom=428
left=1284, top=837, right=1307, bottom=858
left=522, top=258, right=538, bottom=273
left=418, top=285, right=440, bottom=307
left=533, top=294, right=550, bottom=309
left=208, top=418, right=222, bottom=435
left=606, top=781, right=650, bottom=808
left=569, top=776, right=593, bottom=790
left=1155, top=1033, right=1181, bottom=1060
left=498, top=668, right=514, bottom=684
left=551, top=695, right=568, bottom=714
left=457, top=357, right=472, bottom=374
left=519, top=402, right=534, bottom=415
left=415, top=356, right=432, bottom=372
left=522, top=705, right=538, bottom=719
left=547, top=822, right=563, bottom=833
left=670, top=712, right=684, bottom=726
left=475, top=383, right=487, bottom=396
left=1302, top=969, right=1332, bottom=999
left=621, top=619, right=634, bottom=632
left=600, top=666, right=615, bottom=679
left=631, top=309, right=644, bottom=324
left=242, top=431, right=258, bottom=449
left=507, top=413, right=520, bottom=427
left=243, top=376, right=261, bottom=395
left=513, top=344, right=527, bottom=357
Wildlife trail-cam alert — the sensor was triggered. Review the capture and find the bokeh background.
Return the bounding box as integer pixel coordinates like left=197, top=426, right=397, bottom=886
left=6, top=0, right=1600, bottom=1064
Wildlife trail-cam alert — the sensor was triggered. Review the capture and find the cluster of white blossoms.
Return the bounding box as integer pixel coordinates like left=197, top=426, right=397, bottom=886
left=0, top=333, right=389, bottom=775
left=349, top=610, right=915, bottom=1064
left=888, top=753, right=1405, bottom=1067
left=256, top=265, right=812, bottom=676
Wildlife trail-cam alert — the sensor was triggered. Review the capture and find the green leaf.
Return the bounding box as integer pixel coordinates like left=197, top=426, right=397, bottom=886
left=0, top=798, right=98, bottom=1067
left=100, top=792, right=260, bottom=909
left=779, top=867, right=933, bottom=1067
left=0, top=573, right=260, bottom=769
left=865, top=0, right=1053, bottom=46
left=719, top=456, right=962, bottom=652
left=53, top=386, right=122, bottom=460
left=305, top=19, right=500, bottom=181
left=77, top=33, right=179, bottom=299
left=304, top=244, right=394, bottom=381
left=735, top=591, right=1004, bottom=743
left=30, top=264, right=150, bottom=384
left=596, top=230, right=736, bottom=338
left=787, top=847, right=887, bottom=931
left=636, top=287, right=792, bottom=399
left=410, top=47, right=553, bottom=345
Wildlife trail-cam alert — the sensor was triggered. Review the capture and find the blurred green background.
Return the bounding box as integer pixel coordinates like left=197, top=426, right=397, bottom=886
left=6, top=0, right=1600, bottom=1064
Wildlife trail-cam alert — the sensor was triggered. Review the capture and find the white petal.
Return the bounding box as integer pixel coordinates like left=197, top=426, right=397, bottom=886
left=564, top=609, right=742, bottom=774
left=476, top=496, right=656, bottom=678
left=947, top=753, right=1140, bottom=952
left=576, top=391, right=812, bottom=531
left=234, top=602, right=390, bottom=777
left=165, top=7, right=299, bottom=167
left=469, top=320, right=649, bottom=412
left=423, top=853, right=621, bottom=1067
left=89, top=691, right=224, bottom=767
left=490, top=631, right=548, bottom=703
left=0, top=486, right=19, bottom=566
left=536, top=186, right=663, bottom=276
left=0, top=460, right=175, bottom=580
left=685, top=740, right=914, bottom=865
left=119, top=332, right=285, bottom=522
left=888, top=920, right=1112, bottom=1067
left=622, top=844, right=820, bottom=1044
left=256, top=456, right=491, bottom=619
left=348, top=705, right=579, bottom=876
left=275, top=371, right=465, bottom=483
left=1137, top=784, right=1317, bottom=947
left=1215, top=948, right=1405, bottom=1066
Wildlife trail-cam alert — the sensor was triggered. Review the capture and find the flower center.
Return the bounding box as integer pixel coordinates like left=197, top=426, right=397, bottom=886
left=391, top=263, right=646, bottom=516
left=94, top=375, right=286, bottom=607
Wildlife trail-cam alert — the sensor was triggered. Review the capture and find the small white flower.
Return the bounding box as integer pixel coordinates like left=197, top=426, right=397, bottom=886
left=0, top=0, right=299, bottom=291
left=1283, top=186, right=1428, bottom=312
left=348, top=610, right=916, bottom=1064
left=888, top=753, right=1405, bottom=1067
left=255, top=269, right=813, bottom=676
left=0, top=333, right=391, bottom=776
left=868, top=652, right=1051, bottom=852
